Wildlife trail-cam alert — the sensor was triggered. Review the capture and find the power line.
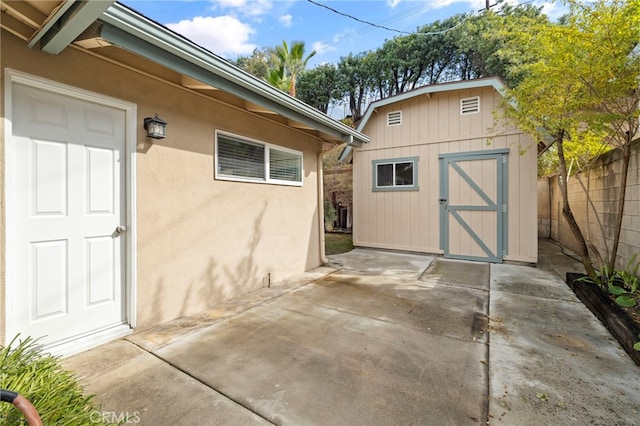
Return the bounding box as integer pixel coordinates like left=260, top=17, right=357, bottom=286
left=306, top=0, right=477, bottom=53
left=306, top=0, right=413, bottom=35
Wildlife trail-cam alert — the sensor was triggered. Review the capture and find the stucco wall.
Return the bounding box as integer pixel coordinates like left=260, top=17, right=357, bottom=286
left=1, top=30, right=324, bottom=338
left=354, top=86, right=537, bottom=263
left=545, top=139, right=640, bottom=269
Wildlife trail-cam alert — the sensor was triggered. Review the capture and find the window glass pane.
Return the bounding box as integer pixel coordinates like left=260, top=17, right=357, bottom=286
left=218, top=136, right=265, bottom=180
left=395, top=162, right=413, bottom=186
left=270, top=148, right=302, bottom=182
left=377, top=164, right=394, bottom=187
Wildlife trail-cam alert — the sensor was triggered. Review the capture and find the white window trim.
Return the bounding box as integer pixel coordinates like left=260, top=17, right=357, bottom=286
left=215, top=130, right=303, bottom=187
left=460, top=96, right=480, bottom=115
left=372, top=156, right=419, bottom=192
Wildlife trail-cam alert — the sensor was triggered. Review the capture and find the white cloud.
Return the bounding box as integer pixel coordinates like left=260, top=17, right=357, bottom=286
left=387, top=0, right=402, bottom=8
left=312, top=40, right=336, bottom=55
left=167, top=16, right=257, bottom=57
left=279, top=14, right=292, bottom=27
left=211, top=0, right=273, bottom=17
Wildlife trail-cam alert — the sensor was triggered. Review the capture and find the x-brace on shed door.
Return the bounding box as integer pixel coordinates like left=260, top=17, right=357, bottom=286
left=439, top=149, right=508, bottom=263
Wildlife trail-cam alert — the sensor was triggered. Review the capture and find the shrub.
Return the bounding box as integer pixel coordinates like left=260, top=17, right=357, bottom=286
left=0, top=335, right=113, bottom=425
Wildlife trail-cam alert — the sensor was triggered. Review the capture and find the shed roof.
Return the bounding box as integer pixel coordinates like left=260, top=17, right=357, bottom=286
left=356, top=77, right=507, bottom=132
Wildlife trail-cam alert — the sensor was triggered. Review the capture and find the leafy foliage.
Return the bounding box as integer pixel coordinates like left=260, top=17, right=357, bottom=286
left=0, top=336, right=113, bottom=425
left=232, top=46, right=279, bottom=82
left=578, top=254, right=640, bottom=308
left=235, top=5, right=550, bottom=117
left=272, top=40, right=316, bottom=97
left=297, top=64, right=344, bottom=114
left=498, top=0, right=640, bottom=278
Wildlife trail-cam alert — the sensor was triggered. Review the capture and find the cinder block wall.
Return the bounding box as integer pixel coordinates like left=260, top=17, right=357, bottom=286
left=544, top=139, right=640, bottom=269
left=537, top=178, right=550, bottom=238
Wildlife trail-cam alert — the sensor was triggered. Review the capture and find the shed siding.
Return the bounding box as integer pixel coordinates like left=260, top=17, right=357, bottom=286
left=354, top=86, right=537, bottom=263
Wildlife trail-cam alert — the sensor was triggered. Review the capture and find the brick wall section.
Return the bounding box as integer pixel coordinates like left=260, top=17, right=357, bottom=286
left=541, top=138, right=640, bottom=269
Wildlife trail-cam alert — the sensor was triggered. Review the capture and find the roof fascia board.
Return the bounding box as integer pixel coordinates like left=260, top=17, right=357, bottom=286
left=39, top=0, right=115, bottom=54
left=357, top=78, right=506, bottom=131
left=27, top=0, right=78, bottom=48
left=99, top=3, right=369, bottom=145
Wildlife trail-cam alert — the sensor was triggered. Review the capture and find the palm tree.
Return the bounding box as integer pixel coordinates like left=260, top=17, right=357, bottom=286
left=274, top=40, right=316, bottom=97
left=267, top=64, right=289, bottom=92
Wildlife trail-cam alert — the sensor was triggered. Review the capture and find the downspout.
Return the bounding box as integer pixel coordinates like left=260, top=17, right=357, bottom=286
left=318, top=151, right=327, bottom=264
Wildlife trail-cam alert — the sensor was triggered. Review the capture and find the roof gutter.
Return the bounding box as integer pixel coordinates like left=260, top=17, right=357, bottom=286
left=99, top=3, right=369, bottom=146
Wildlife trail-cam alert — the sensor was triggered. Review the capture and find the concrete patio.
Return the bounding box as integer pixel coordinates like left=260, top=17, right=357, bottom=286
left=63, top=240, right=640, bottom=425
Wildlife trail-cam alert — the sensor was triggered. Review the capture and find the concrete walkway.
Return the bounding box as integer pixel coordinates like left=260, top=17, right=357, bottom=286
left=63, top=240, right=640, bottom=425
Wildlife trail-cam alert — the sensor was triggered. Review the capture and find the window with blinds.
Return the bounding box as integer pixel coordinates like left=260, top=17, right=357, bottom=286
left=216, top=132, right=303, bottom=186
left=269, top=147, right=302, bottom=182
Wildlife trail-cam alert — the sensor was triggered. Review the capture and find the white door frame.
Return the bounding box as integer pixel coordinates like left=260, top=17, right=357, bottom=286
left=4, top=69, right=137, bottom=356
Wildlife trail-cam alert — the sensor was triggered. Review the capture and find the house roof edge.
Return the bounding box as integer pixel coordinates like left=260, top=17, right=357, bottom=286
left=99, top=2, right=369, bottom=145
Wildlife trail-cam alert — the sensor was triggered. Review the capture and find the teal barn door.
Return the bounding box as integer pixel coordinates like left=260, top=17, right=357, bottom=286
left=439, top=149, right=508, bottom=263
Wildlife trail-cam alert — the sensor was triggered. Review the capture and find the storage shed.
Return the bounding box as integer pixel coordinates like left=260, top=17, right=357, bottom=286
left=352, top=78, right=537, bottom=263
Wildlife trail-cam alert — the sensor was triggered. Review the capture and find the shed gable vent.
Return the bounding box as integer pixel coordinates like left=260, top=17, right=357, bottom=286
left=460, top=97, right=480, bottom=115
left=387, top=111, right=402, bottom=126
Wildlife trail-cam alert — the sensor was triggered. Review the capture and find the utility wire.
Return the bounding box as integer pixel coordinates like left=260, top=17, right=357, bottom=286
left=306, top=0, right=476, bottom=40
left=306, top=0, right=413, bottom=34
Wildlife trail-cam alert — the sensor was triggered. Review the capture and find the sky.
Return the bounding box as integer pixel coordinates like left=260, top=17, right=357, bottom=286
left=120, top=0, right=567, bottom=67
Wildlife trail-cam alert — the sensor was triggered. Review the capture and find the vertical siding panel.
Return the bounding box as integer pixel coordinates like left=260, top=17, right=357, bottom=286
left=353, top=148, right=364, bottom=246
left=428, top=95, right=439, bottom=143
left=508, top=135, right=521, bottom=259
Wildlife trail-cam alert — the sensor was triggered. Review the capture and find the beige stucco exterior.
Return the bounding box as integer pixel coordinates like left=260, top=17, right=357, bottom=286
left=354, top=82, right=538, bottom=263
left=1, top=29, right=330, bottom=343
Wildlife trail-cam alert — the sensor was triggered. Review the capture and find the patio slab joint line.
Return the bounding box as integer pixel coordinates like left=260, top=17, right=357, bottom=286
left=125, top=340, right=278, bottom=425
left=484, top=268, right=491, bottom=426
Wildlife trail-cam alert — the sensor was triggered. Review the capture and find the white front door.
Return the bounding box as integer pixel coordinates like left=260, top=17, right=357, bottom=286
left=8, top=82, right=129, bottom=351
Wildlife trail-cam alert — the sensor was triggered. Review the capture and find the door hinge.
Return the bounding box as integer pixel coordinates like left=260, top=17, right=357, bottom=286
left=502, top=204, right=507, bottom=213
left=502, top=155, right=507, bottom=164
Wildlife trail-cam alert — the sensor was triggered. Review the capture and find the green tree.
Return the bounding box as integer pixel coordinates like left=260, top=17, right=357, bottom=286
left=564, top=0, right=640, bottom=271
left=297, top=63, right=344, bottom=114
left=500, top=0, right=640, bottom=278
left=336, top=52, right=377, bottom=123
left=233, top=47, right=279, bottom=80
left=267, top=64, right=289, bottom=91
left=448, top=5, right=549, bottom=87
left=272, top=40, right=316, bottom=97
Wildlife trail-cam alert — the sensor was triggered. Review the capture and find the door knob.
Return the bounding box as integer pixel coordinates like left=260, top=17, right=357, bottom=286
left=115, top=225, right=127, bottom=234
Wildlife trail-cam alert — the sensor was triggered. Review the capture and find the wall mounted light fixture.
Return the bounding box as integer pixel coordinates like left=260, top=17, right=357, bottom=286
left=144, top=113, right=167, bottom=139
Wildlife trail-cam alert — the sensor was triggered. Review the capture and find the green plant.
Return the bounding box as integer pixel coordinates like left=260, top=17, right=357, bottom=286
left=609, top=254, right=640, bottom=308
left=0, top=335, right=114, bottom=425
left=324, top=199, right=336, bottom=230
left=634, top=335, right=640, bottom=352
left=577, top=254, right=640, bottom=308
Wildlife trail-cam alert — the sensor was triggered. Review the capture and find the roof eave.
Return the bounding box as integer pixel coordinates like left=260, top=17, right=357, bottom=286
left=99, top=3, right=369, bottom=146
left=31, top=0, right=115, bottom=54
